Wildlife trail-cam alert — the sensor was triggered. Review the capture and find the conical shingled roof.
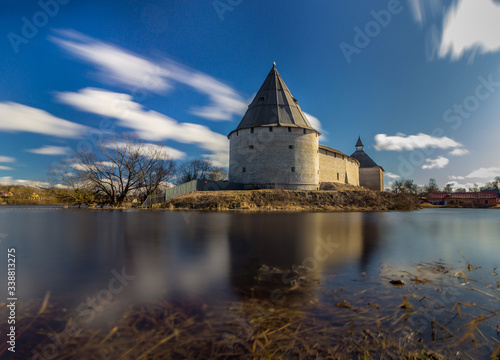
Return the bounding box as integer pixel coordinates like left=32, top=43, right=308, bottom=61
left=350, top=137, right=384, bottom=170
left=233, top=65, right=317, bottom=132
left=350, top=150, right=381, bottom=168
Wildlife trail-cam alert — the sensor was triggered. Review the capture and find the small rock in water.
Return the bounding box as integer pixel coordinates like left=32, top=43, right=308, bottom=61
left=389, top=279, right=405, bottom=286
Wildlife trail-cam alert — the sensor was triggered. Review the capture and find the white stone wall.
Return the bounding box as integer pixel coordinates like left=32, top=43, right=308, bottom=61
left=229, top=126, right=319, bottom=190
left=318, top=150, right=359, bottom=186
left=345, top=157, right=360, bottom=186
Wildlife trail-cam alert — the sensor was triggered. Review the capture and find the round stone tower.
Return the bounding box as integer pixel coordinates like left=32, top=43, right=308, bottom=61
left=228, top=64, right=320, bottom=190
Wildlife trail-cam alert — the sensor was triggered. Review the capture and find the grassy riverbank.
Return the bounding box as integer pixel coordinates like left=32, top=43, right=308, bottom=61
left=158, top=186, right=420, bottom=211
left=3, top=260, right=499, bottom=359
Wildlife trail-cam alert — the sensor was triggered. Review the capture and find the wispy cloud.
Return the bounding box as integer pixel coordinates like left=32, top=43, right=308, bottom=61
left=449, top=175, right=465, bottom=180
left=109, top=142, right=186, bottom=160
left=385, top=172, right=401, bottom=179
left=422, top=156, right=449, bottom=169
left=57, top=88, right=229, bottom=166
left=449, top=148, right=469, bottom=156
left=0, top=156, right=15, bottom=163
left=0, top=166, right=13, bottom=171
left=50, top=30, right=248, bottom=122
left=408, top=0, right=444, bottom=25
left=304, top=112, right=327, bottom=135
left=26, top=145, right=71, bottom=156
left=465, top=166, right=500, bottom=179
left=447, top=180, right=485, bottom=190
left=0, top=176, right=49, bottom=187
left=374, top=133, right=463, bottom=151
left=49, top=30, right=170, bottom=92
left=0, top=102, right=88, bottom=138
left=439, top=0, right=500, bottom=60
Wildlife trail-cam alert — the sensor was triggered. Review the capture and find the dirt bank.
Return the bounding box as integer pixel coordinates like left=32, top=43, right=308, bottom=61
left=159, top=185, right=419, bottom=211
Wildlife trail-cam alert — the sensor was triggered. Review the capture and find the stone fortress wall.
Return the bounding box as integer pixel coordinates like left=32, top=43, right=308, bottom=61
left=318, top=145, right=360, bottom=186
left=359, top=167, right=384, bottom=191
left=228, top=126, right=320, bottom=190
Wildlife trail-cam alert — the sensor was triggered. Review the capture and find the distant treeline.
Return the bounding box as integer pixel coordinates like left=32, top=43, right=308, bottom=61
left=391, top=177, right=500, bottom=196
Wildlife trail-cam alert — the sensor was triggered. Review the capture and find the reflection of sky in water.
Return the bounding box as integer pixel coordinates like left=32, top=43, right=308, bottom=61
left=1, top=207, right=499, bottom=307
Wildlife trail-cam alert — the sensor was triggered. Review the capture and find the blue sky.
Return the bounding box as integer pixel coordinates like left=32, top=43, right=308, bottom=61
left=1, top=0, right=500, bottom=190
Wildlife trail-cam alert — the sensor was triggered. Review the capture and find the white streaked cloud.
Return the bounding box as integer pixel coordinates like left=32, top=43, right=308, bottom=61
left=57, top=88, right=228, bottom=166
left=439, top=0, right=500, bottom=60
left=449, top=175, right=465, bottom=180
left=385, top=172, right=401, bottom=179
left=165, top=61, right=248, bottom=121
left=0, top=176, right=49, bottom=187
left=0, top=102, right=88, bottom=138
left=447, top=180, right=485, bottom=190
left=421, top=156, right=449, bottom=169
left=409, top=0, right=444, bottom=25
left=109, top=142, right=186, bottom=160
left=304, top=112, right=326, bottom=135
left=50, top=30, right=248, bottom=121
left=0, top=166, right=13, bottom=171
left=465, top=166, right=500, bottom=179
left=449, top=148, right=469, bottom=156
left=0, top=156, right=15, bottom=163
left=0, top=176, right=23, bottom=185
left=49, top=30, right=170, bottom=92
left=26, top=145, right=71, bottom=156
left=374, top=133, right=463, bottom=151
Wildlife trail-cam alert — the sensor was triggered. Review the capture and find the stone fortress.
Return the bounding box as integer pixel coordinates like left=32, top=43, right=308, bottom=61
left=227, top=64, right=384, bottom=191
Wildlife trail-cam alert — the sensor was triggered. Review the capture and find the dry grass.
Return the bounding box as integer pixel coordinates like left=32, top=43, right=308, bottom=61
left=160, top=189, right=419, bottom=212
left=2, top=258, right=499, bottom=359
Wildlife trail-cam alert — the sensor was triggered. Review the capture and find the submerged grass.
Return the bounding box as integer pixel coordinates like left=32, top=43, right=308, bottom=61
left=1, top=259, right=499, bottom=359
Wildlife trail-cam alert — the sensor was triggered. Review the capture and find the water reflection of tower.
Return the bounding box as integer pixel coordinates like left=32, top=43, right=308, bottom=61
left=227, top=212, right=380, bottom=297
left=360, top=213, right=381, bottom=273
left=227, top=213, right=308, bottom=293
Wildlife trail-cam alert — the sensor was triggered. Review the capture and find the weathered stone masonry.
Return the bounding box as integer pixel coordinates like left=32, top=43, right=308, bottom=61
left=228, top=65, right=383, bottom=191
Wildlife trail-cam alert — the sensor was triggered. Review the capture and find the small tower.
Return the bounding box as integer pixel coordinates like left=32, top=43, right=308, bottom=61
left=227, top=64, right=320, bottom=190
left=355, top=136, right=364, bottom=151
left=350, top=137, right=384, bottom=191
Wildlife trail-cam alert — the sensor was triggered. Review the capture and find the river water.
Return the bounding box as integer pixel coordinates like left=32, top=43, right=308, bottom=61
left=1, top=207, right=499, bottom=357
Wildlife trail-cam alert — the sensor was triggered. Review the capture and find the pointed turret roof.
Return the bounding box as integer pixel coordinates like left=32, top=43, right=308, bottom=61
left=355, top=136, right=364, bottom=148
left=350, top=137, right=384, bottom=170
left=232, top=64, right=317, bottom=133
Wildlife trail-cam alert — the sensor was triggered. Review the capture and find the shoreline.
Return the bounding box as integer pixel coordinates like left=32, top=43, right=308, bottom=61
left=156, top=189, right=420, bottom=212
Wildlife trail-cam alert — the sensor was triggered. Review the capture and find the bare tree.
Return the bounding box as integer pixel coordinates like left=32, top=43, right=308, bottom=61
left=209, top=167, right=228, bottom=181
left=137, top=156, right=176, bottom=201
left=468, top=183, right=479, bottom=192
left=443, top=183, right=453, bottom=193
left=176, top=159, right=215, bottom=184
left=391, top=179, right=418, bottom=195
left=424, top=178, right=440, bottom=194
left=481, top=176, right=500, bottom=191
left=51, top=136, right=176, bottom=207
left=49, top=158, right=98, bottom=206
